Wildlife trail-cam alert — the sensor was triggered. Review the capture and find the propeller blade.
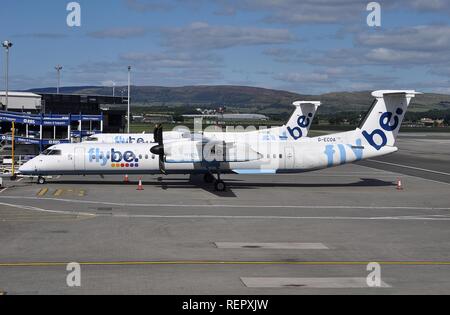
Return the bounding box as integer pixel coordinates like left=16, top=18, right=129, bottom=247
left=152, top=125, right=166, bottom=174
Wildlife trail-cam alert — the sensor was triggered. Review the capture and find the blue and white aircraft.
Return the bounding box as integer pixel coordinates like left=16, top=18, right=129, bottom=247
left=83, top=100, right=321, bottom=144
left=19, top=91, right=419, bottom=191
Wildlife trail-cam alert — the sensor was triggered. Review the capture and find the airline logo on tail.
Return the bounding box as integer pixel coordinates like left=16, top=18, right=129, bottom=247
left=284, top=101, right=320, bottom=140
left=287, top=113, right=313, bottom=140
left=362, top=108, right=403, bottom=150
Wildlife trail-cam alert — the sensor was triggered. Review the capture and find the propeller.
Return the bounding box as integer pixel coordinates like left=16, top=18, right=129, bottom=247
left=151, top=125, right=166, bottom=174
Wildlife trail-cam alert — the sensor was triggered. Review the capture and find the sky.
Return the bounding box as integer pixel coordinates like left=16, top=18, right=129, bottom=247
left=1, top=0, right=450, bottom=95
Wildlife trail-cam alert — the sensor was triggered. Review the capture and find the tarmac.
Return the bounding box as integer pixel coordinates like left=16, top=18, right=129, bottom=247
left=0, top=132, right=449, bottom=295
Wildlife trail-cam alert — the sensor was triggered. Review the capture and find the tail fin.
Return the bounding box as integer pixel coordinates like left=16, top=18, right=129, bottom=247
left=285, top=101, right=321, bottom=140
left=359, top=90, right=421, bottom=150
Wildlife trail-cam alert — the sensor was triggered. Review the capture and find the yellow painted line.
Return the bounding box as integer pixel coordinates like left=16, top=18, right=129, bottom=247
left=0, top=261, right=449, bottom=268
left=37, top=188, right=48, bottom=197
left=53, top=189, right=63, bottom=197
left=78, top=190, right=86, bottom=197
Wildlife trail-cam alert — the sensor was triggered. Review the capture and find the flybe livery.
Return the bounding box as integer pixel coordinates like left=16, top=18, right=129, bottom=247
left=83, top=100, right=321, bottom=144
left=83, top=130, right=190, bottom=144
left=19, top=91, right=419, bottom=191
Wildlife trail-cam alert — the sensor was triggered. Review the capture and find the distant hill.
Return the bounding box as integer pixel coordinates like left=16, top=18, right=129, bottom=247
left=27, top=85, right=450, bottom=114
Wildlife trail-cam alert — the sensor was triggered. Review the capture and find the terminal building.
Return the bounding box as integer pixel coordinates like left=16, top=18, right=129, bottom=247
left=0, top=91, right=127, bottom=155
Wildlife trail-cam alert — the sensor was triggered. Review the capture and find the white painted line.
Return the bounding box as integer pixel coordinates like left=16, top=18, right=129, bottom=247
left=1, top=196, right=449, bottom=211
left=215, top=242, right=329, bottom=249
left=0, top=202, right=95, bottom=217
left=0, top=200, right=449, bottom=221
left=109, top=214, right=450, bottom=221
left=241, top=277, right=391, bottom=288
left=367, top=159, right=450, bottom=177
left=0, top=188, right=7, bottom=194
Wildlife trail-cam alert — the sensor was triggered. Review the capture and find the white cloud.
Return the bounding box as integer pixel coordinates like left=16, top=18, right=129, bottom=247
left=273, top=72, right=329, bottom=83
left=124, top=0, right=173, bottom=12
left=161, top=22, right=295, bottom=50
left=356, top=25, right=450, bottom=52
left=88, top=27, right=148, bottom=39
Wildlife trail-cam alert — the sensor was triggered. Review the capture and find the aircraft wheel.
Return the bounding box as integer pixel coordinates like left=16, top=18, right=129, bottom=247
left=37, top=176, right=46, bottom=185
left=214, top=180, right=227, bottom=192
left=204, top=173, right=215, bottom=184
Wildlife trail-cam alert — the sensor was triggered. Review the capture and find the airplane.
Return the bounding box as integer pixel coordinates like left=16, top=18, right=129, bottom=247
left=19, top=90, right=419, bottom=192
left=82, top=100, right=322, bottom=144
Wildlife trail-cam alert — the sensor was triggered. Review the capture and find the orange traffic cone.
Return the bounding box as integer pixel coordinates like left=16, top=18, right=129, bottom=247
left=124, top=174, right=129, bottom=183
left=396, top=178, right=403, bottom=191
left=137, top=177, right=144, bottom=191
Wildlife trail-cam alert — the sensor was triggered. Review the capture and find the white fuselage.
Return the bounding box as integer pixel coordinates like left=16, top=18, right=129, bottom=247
left=19, top=129, right=397, bottom=176
left=19, top=89, right=419, bottom=179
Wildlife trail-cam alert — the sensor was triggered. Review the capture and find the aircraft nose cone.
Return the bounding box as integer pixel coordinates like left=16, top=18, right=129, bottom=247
left=19, top=161, right=34, bottom=174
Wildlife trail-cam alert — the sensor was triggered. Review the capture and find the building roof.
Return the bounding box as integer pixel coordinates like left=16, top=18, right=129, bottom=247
left=0, top=91, right=41, bottom=98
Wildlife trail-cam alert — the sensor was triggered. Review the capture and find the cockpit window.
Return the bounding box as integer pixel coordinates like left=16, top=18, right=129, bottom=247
left=41, top=149, right=62, bottom=156
left=48, top=150, right=62, bottom=156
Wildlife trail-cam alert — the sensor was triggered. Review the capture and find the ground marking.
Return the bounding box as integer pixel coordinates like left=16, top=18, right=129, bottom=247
left=1, top=196, right=449, bottom=211
left=36, top=188, right=48, bottom=197
left=53, top=189, right=64, bottom=197
left=0, top=261, right=449, bottom=268
left=0, top=200, right=449, bottom=221
left=0, top=201, right=95, bottom=217
left=367, top=159, right=450, bottom=177
left=241, top=277, right=391, bottom=288
left=215, top=242, right=329, bottom=249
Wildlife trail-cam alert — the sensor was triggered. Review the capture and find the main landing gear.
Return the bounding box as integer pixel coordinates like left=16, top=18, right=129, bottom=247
left=37, top=176, right=46, bottom=185
left=203, top=171, right=227, bottom=192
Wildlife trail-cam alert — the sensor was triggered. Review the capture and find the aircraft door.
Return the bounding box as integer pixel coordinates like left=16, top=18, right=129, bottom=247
left=285, top=147, right=295, bottom=169
left=74, top=147, right=86, bottom=170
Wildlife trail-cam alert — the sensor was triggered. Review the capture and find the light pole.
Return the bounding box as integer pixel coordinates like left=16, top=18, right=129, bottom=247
left=2, top=40, right=13, bottom=110
left=55, top=65, right=63, bottom=94
left=127, top=66, right=131, bottom=133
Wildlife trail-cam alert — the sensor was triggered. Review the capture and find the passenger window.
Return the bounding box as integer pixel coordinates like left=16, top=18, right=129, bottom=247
left=139, top=155, right=143, bottom=159
left=145, top=155, right=149, bottom=159
left=273, top=154, right=277, bottom=159
left=279, top=154, right=283, bottom=159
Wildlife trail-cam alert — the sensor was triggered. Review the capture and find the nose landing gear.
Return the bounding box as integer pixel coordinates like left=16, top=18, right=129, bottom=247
left=37, top=176, right=46, bottom=185
left=214, top=180, right=226, bottom=192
